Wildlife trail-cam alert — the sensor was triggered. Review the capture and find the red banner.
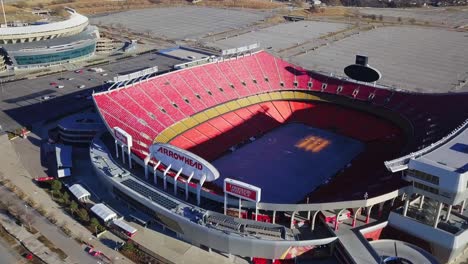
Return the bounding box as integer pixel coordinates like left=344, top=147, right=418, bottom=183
left=225, top=182, right=258, bottom=201
left=114, top=128, right=128, bottom=145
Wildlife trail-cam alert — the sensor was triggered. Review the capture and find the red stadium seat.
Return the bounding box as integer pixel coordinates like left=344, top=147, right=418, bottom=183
left=246, top=53, right=274, bottom=91
left=255, top=52, right=282, bottom=89
left=94, top=50, right=468, bottom=200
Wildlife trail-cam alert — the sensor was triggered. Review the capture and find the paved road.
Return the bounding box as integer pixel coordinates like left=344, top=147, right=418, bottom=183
left=0, top=239, right=19, bottom=264
left=1, top=134, right=132, bottom=263
left=0, top=52, right=182, bottom=133
left=0, top=186, right=98, bottom=264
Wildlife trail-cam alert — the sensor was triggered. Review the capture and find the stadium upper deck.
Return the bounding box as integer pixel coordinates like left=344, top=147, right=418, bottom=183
left=93, top=50, right=468, bottom=204
left=93, top=51, right=468, bottom=159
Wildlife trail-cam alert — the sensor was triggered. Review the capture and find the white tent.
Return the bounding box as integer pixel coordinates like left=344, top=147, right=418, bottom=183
left=68, top=184, right=91, bottom=202
left=112, top=219, right=137, bottom=236
left=91, top=203, right=117, bottom=222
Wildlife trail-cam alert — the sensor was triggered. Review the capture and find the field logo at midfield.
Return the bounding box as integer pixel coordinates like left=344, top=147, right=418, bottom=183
left=150, top=143, right=219, bottom=182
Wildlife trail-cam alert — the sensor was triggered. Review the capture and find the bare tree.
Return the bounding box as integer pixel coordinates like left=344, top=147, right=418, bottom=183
left=7, top=205, right=18, bottom=216
left=16, top=207, right=25, bottom=218
left=144, top=29, right=152, bottom=37
left=22, top=213, right=35, bottom=231
left=0, top=191, right=6, bottom=205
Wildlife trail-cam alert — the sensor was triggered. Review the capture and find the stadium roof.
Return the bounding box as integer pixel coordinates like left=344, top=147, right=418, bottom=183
left=415, top=121, right=468, bottom=174
left=1, top=26, right=98, bottom=52
left=91, top=203, right=117, bottom=222
left=0, top=11, right=88, bottom=36
left=57, top=112, right=105, bottom=132
left=68, top=184, right=91, bottom=200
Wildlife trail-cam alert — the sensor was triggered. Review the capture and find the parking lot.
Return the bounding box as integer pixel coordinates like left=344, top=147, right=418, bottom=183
left=91, top=6, right=271, bottom=40
left=0, top=52, right=182, bottom=133
left=291, top=26, right=468, bottom=93
left=205, top=20, right=350, bottom=52
left=357, top=6, right=468, bottom=27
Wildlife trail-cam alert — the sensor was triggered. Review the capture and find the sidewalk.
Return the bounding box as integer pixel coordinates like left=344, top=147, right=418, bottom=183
left=0, top=134, right=132, bottom=263
left=132, top=223, right=246, bottom=264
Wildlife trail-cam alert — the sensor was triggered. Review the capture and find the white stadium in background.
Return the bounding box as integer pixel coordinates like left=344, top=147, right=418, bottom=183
left=0, top=8, right=104, bottom=70
left=0, top=8, right=89, bottom=44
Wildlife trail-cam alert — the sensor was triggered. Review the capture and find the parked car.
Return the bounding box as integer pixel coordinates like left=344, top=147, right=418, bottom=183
left=77, top=84, right=86, bottom=89
left=56, top=85, right=64, bottom=89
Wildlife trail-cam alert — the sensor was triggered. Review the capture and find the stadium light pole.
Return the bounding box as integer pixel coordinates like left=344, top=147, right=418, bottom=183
left=0, top=0, right=6, bottom=28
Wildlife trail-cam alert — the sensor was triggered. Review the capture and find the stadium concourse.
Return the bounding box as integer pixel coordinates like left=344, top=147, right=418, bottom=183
left=91, top=50, right=468, bottom=263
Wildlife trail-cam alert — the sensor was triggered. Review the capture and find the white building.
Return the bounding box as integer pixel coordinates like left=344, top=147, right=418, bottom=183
left=388, top=120, right=468, bottom=263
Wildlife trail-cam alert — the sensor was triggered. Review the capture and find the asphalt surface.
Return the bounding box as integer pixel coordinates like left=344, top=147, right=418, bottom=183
left=0, top=186, right=97, bottom=264
left=91, top=7, right=270, bottom=41
left=291, top=26, right=468, bottom=93
left=0, top=52, right=182, bottom=133
left=0, top=240, right=18, bottom=264
left=358, top=6, right=468, bottom=28
left=205, top=20, right=349, bottom=51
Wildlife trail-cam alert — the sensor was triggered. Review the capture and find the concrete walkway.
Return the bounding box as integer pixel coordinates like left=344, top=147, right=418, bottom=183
left=132, top=222, right=246, bottom=264
left=337, top=229, right=381, bottom=264
left=0, top=134, right=132, bottom=263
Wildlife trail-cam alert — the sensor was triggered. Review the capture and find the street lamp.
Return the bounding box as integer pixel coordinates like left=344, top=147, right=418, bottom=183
left=0, top=0, right=7, bottom=27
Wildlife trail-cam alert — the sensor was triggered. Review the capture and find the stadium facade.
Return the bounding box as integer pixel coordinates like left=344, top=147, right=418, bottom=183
left=91, top=50, right=468, bottom=263
left=0, top=8, right=100, bottom=70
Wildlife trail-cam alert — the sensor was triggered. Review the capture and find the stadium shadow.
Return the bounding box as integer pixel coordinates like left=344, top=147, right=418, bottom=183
left=186, top=110, right=282, bottom=162
left=26, top=134, right=43, bottom=148
left=285, top=66, right=308, bottom=76
left=2, top=89, right=95, bottom=133
left=182, top=110, right=281, bottom=194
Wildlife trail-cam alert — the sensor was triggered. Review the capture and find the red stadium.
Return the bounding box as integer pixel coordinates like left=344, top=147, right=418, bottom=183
left=91, top=50, right=468, bottom=262
left=93, top=50, right=467, bottom=204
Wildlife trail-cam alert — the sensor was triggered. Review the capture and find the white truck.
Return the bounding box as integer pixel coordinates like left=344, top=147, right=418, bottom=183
left=89, top=67, right=105, bottom=73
